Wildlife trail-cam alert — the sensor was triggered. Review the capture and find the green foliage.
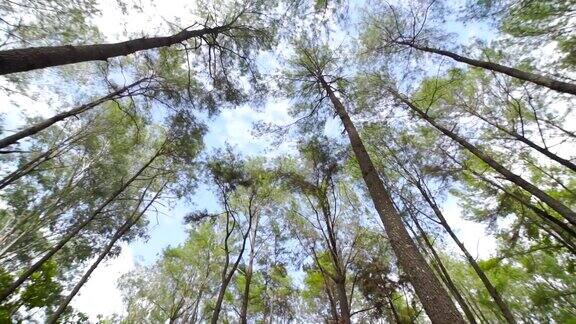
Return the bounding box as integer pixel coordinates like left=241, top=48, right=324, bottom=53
left=20, top=260, right=61, bottom=309
left=1, top=0, right=575, bottom=323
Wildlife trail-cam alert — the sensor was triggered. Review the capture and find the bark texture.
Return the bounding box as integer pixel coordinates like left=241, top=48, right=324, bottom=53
left=319, top=78, right=465, bottom=324
left=0, top=25, right=232, bottom=75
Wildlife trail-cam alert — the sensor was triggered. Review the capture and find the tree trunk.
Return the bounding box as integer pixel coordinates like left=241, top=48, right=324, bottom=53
left=319, top=78, right=465, bottom=324
left=240, top=257, right=254, bottom=324
left=211, top=215, right=232, bottom=324
left=395, top=41, right=576, bottom=96
left=211, top=205, right=252, bottom=324
left=0, top=142, right=64, bottom=190
left=0, top=78, right=147, bottom=151
left=413, top=181, right=517, bottom=324
left=334, top=278, right=351, bottom=324
left=408, top=214, right=478, bottom=324
left=0, top=25, right=233, bottom=75
left=318, top=196, right=351, bottom=323
left=211, top=280, right=228, bottom=324
left=465, top=162, right=576, bottom=242
left=47, top=185, right=164, bottom=323
left=387, top=87, right=576, bottom=227
left=0, top=149, right=161, bottom=302
left=325, top=284, right=340, bottom=323
left=441, top=149, right=576, bottom=243
left=460, top=285, right=491, bottom=324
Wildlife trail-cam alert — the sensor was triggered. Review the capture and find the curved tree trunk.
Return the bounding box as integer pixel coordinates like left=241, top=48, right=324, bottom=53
left=0, top=149, right=161, bottom=302
left=211, top=212, right=234, bottom=324
left=0, top=24, right=233, bottom=75
left=211, top=200, right=252, bottom=324
left=319, top=78, right=465, bottom=324
left=240, top=214, right=260, bottom=324
left=395, top=41, right=576, bottom=96
left=387, top=87, right=576, bottom=227
left=0, top=78, right=147, bottom=151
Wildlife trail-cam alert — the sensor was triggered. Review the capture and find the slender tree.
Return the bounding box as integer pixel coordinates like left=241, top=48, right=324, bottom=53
left=285, top=44, right=465, bottom=323
left=385, top=85, right=576, bottom=227
left=280, top=138, right=358, bottom=323
left=365, top=3, right=576, bottom=95
left=0, top=130, right=85, bottom=190
left=0, top=78, right=149, bottom=151
left=404, top=210, right=478, bottom=324
left=205, top=153, right=257, bottom=324
left=396, top=159, right=517, bottom=323
left=47, top=182, right=166, bottom=323
left=0, top=145, right=164, bottom=302
left=392, top=41, right=576, bottom=95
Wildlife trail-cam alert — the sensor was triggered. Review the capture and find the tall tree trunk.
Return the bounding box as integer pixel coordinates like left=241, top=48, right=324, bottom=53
left=460, top=284, right=491, bottom=324
left=211, top=202, right=252, bottom=324
left=0, top=78, right=147, bottom=151
left=473, top=172, right=576, bottom=251
left=407, top=214, right=478, bottom=324
left=240, top=203, right=261, bottom=324
left=387, top=87, right=576, bottom=227
left=0, top=141, right=66, bottom=190
left=319, top=78, right=465, bottom=324
left=239, top=261, right=253, bottom=324
left=47, top=184, right=164, bottom=323
left=211, top=212, right=233, bottom=324
left=318, top=196, right=351, bottom=323
left=211, top=272, right=228, bottom=320
left=334, top=278, right=351, bottom=324
left=0, top=148, right=161, bottom=302
left=395, top=41, right=576, bottom=96
left=0, top=24, right=233, bottom=75
left=413, top=180, right=517, bottom=323
left=475, top=169, right=576, bottom=243
left=324, top=283, right=340, bottom=323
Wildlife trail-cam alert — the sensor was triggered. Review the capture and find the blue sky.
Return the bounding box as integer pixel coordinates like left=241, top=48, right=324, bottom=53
left=0, top=0, right=509, bottom=320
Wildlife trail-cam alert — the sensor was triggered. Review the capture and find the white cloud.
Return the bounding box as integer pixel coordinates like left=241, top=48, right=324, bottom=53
left=204, top=100, right=296, bottom=157
left=71, top=244, right=135, bottom=321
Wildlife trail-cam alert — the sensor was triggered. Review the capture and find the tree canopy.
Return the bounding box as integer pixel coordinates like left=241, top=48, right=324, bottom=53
left=0, top=0, right=574, bottom=322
